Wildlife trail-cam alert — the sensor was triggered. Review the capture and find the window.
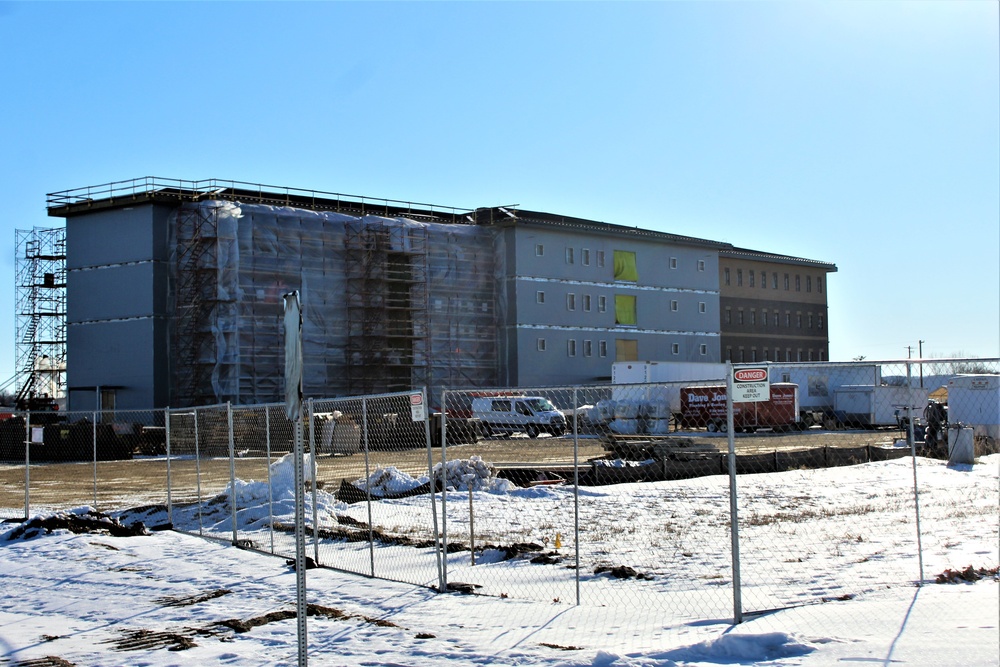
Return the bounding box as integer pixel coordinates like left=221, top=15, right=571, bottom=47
left=725, top=307, right=732, bottom=324
left=738, top=309, right=744, bottom=325
left=795, top=275, right=801, bottom=291
left=615, top=295, right=637, bottom=325
left=724, top=267, right=731, bottom=285
left=808, top=313, right=814, bottom=328
left=584, top=340, right=593, bottom=357
left=808, top=349, right=814, bottom=361
left=536, top=291, right=545, bottom=304
left=566, top=293, right=576, bottom=311
left=772, top=273, right=778, bottom=289
left=598, top=295, right=607, bottom=312
left=797, top=312, right=802, bottom=328
left=737, top=269, right=743, bottom=286
left=616, top=339, right=638, bottom=361
left=818, top=314, right=824, bottom=329
left=671, top=343, right=680, bottom=355
left=726, top=346, right=733, bottom=361
left=597, top=250, right=606, bottom=267
left=699, top=301, right=706, bottom=314
left=599, top=340, right=608, bottom=357
left=670, top=300, right=678, bottom=312
left=750, top=309, right=756, bottom=326
left=762, top=309, right=768, bottom=327
left=583, top=294, right=591, bottom=311
left=806, top=276, right=812, bottom=292
left=752, top=348, right=757, bottom=362
left=535, top=244, right=544, bottom=257
left=763, top=348, right=769, bottom=361
left=773, top=311, right=779, bottom=327
left=566, top=247, right=575, bottom=264
left=582, top=249, right=590, bottom=266
left=567, top=339, right=577, bottom=357
left=817, top=277, right=823, bottom=293
left=670, top=257, right=678, bottom=269
left=537, top=338, right=546, bottom=352
left=785, top=311, right=791, bottom=327
left=698, top=259, right=706, bottom=272
left=739, top=347, right=746, bottom=362
left=760, top=271, right=767, bottom=288
left=749, top=270, right=755, bottom=287
left=787, top=348, right=793, bottom=361
left=784, top=273, right=789, bottom=290
left=613, top=250, right=638, bottom=281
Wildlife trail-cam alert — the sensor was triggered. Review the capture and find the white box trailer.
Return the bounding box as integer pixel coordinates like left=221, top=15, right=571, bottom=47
left=946, top=374, right=1000, bottom=448
left=769, top=364, right=881, bottom=426
left=833, top=384, right=930, bottom=428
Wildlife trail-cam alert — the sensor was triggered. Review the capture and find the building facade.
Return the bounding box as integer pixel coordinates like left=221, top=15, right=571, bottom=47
left=45, top=178, right=834, bottom=411
left=718, top=248, right=837, bottom=364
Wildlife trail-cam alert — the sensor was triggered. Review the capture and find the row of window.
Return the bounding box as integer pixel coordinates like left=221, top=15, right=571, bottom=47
left=535, top=246, right=707, bottom=279
left=724, top=267, right=823, bottom=293
left=538, top=337, right=710, bottom=358
left=724, top=307, right=824, bottom=330
left=540, top=291, right=707, bottom=322
left=726, top=347, right=826, bottom=363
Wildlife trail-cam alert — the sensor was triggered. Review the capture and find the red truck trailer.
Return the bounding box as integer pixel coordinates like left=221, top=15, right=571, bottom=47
left=680, top=383, right=800, bottom=432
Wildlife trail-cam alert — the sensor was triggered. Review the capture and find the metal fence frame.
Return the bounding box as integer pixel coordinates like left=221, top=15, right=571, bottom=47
left=1, top=359, right=997, bottom=650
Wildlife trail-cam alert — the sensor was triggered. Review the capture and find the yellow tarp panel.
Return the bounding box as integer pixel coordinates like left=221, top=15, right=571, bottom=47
left=615, top=294, right=637, bottom=326
left=613, top=250, right=638, bottom=282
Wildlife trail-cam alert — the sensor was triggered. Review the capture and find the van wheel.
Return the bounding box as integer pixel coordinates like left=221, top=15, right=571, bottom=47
left=526, top=424, right=540, bottom=438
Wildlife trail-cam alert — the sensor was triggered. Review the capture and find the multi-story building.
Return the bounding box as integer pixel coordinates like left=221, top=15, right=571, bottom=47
left=43, top=177, right=831, bottom=411
left=718, top=248, right=837, bottom=364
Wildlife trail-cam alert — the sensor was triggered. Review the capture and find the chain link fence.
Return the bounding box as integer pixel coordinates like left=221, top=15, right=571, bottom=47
left=1, top=360, right=997, bottom=636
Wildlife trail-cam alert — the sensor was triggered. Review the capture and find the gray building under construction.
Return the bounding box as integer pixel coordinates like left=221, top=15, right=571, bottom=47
left=41, top=177, right=831, bottom=412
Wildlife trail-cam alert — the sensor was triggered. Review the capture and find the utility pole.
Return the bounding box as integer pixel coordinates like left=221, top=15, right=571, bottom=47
left=918, top=340, right=925, bottom=388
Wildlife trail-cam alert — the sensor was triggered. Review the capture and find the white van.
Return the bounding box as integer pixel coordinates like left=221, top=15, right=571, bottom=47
left=471, top=396, right=566, bottom=438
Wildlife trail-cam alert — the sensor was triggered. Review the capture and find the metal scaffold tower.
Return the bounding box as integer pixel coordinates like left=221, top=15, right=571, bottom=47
left=14, top=227, right=67, bottom=408
left=171, top=204, right=227, bottom=407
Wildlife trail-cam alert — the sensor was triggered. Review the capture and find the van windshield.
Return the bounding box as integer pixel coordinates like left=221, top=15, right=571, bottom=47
left=524, top=398, right=557, bottom=412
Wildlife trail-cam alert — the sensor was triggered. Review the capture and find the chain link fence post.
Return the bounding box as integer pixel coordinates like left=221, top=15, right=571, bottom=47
left=726, top=362, right=744, bottom=624
left=430, top=388, right=445, bottom=593
left=24, top=411, right=31, bottom=519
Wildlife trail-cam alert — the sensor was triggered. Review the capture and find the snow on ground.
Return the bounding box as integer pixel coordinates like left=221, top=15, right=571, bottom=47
left=0, top=455, right=997, bottom=666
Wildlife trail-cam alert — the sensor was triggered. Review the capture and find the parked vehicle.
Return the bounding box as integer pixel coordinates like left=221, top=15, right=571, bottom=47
left=472, top=396, right=566, bottom=438
left=679, top=383, right=800, bottom=433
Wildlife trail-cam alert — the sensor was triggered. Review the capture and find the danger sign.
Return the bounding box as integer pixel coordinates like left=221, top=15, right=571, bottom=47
left=409, top=393, right=426, bottom=421
left=733, top=367, right=770, bottom=403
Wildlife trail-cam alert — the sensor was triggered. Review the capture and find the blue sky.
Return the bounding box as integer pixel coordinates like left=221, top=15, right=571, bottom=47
left=0, top=1, right=997, bottom=384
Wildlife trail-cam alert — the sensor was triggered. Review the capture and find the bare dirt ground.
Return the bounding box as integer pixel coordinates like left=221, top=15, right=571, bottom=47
left=0, top=428, right=905, bottom=515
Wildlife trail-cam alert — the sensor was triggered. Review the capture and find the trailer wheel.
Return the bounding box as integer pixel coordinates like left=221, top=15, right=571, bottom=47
left=706, top=421, right=718, bottom=433
left=719, top=421, right=729, bottom=433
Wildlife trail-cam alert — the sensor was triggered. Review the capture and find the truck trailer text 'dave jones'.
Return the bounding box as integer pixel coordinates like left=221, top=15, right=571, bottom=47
left=680, top=383, right=800, bottom=433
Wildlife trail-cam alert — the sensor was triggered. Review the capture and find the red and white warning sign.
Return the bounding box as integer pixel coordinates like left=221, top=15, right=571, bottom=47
left=409, top=393, right=426, bottom=422
left=733, top=367, right=770, bottom=403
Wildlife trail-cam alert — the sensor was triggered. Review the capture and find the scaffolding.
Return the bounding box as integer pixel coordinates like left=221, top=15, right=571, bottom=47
left=162, top=201, right=499, bottom=407
left=171, top=204, right=217, bottom=406
left=344, top=218, right=431, bottom=395
left=14, top=227, right=67, bottom=406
